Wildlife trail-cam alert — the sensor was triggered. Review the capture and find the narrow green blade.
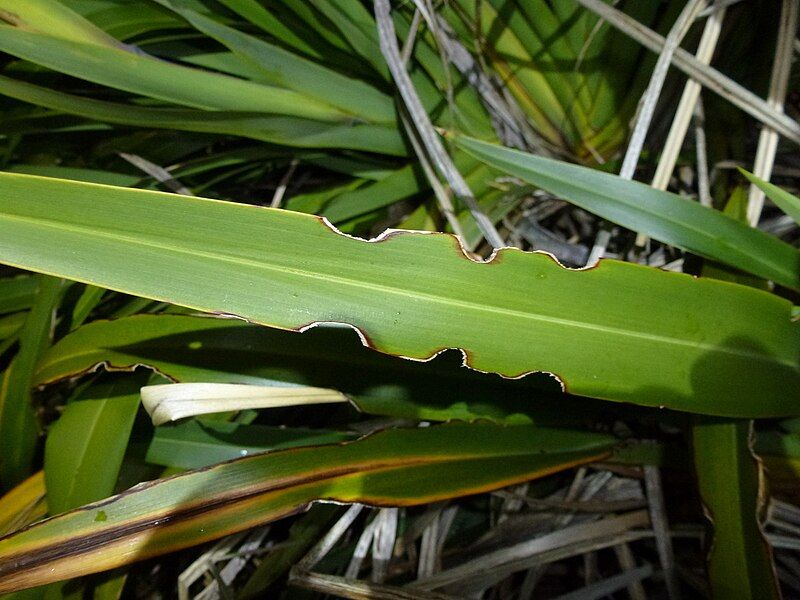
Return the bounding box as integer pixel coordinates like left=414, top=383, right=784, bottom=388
left=155, top=0, right=395, bottom=124
left=740, top=169, right=800, bottom=225
left=0, top=276, right=37, bottom=315
left=44, top=374, right=146, bottom=515
left=0, top=75, right=405, bottom=154
left=0, top=276, right=63, bottom=487
left=693, top=420, right=779, bottom=599
left=0, top=27, right=345, bottom=121
left=455, top=135, right=800, bottom=291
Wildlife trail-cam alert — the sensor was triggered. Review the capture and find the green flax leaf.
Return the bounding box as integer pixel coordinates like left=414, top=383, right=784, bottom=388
left=0, top=423, right=613, bottom=592
left=740, top=169, right=800, bottom=225
left=0, top=173, right=797, bottom=417
left=44, top=373, right=148, bottom=515
left=455, top=135, right=800, bottom=291
left=692, top=420, right=779, bottom=599
left=0, top=27, right=345, bottom=121
left=33, top=314, right=587, bottom=427
left=0, top=276, right=63, bottom=487
left=0, top=276, right=37, bottom=315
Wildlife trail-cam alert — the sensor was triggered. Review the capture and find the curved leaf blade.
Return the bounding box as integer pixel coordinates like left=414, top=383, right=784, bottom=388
left=740, top=169, right=800, bottom=225
left=0, top=75, right=405, bottom=155
left=143, top=420, right=355, bottom=470
left=215, top=0, right=323, bottom=59
left=0, top=276, right=63, bottom=487
left=33, top=314, right=580, bottom=427
left=44, top=374, right=146, bottom=516
left=154, top=0, right=395, bottom=124
left=0, top=423, right=613, bottom=592
left=0, top=312, right=26, bottom=341
left=693, top=419, right=779, bottom=599
left=0, top=173, right=798, bottom=417
left=0, top=471, right=46, bottom=537
left=454, top=135, right=800, bottom=291
left=0, top=0, right=123, bottom=48
left=0, top=276, right=37, bottom=315
left=0, top=27, right=345, bottom=122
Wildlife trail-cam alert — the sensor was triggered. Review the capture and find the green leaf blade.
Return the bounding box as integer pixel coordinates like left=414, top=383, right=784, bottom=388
left=44, top=374, right=146, bottom=515
left=155, top=0, right=396, bottom=124
left=693, top=420, right=779, bottom=599
left=454, top=136, right=800, bottom=291
left=0, top=276, right=63, bottom=488
left=0, top=27, right=347, bottom=122
left=0, top=173, right=798, bottom=417
left=0, top=276, right=37, bottom=315
left=0, top=423, right=613, bottom=593
left=32, top=314, right=582, bottom=428
left=740, top=169, right=800, bottom=225
left=0, top=75, right=405, bottom=155
left=143, top=420, right=355, bottom=470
